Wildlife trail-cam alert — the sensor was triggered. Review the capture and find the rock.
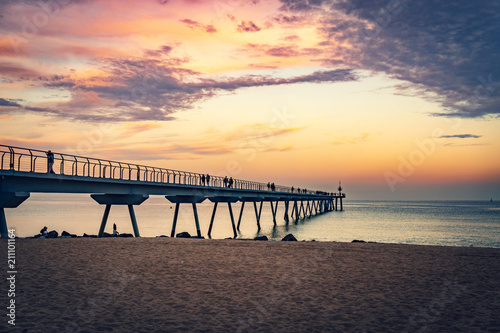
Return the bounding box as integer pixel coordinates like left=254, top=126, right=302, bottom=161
left=102, top=232, right=112, bottom=238
left=119, top=233, right=134, bottom=238
left=254, top=236, right=268, bottom=241
left=83, top=233, right=97, bottom=238
left=61, top=231, right=71, bottom=237
left=47, top=230, right=58, bottom=238
left=176, top=231, right=191, bottom=238
left=282, top=234, right=297, bottom=241
left=156, top=235, right=168, bottom=238
left=352, top=239, right=366, bottom=243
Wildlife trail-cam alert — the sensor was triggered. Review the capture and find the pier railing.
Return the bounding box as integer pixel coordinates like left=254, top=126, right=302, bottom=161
left=0, top=145, right=333, bottom=195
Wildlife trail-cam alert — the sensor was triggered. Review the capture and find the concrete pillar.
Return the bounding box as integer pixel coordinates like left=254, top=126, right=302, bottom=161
left=207, top=196, right=239, bottom=239
left=166, top=195, right=206, bottom=238
left=91, top=194, right=148, bottom=237
left=0, top=192, right=30, bottom=238
left=283, top=200, right=290, bottom=223
left=236, top=201, right=245, bottom=230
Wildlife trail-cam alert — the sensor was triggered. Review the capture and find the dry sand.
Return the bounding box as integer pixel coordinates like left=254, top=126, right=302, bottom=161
left=1, top=237, right=499, bottom=333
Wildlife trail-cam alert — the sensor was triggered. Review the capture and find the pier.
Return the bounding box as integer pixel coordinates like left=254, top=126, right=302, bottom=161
left=0, top=145, right=345, bottom=238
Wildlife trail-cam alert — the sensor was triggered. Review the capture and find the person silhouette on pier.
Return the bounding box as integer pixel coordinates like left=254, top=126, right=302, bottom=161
left=291, top=186, right=294, bottom=193
left=206, top=174, right=210, bottom=186
left=201, top=174, right=206, bottom=186
left=271, top=183, right=275, bottom=191
left=46, top=150, right=55, bottom=173
left=228, top=177, right=233, bottom=188
left=267, top=182, right=271, bottom=190
left=223, top=176, right=228, bottom=187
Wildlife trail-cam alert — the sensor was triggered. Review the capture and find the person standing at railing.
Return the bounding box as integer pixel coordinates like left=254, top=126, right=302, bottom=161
left=46, top=150, right=55, bottom=174
left=206, top=174, right=210, bottom=186
left=201, top=174, right=206, bottom=186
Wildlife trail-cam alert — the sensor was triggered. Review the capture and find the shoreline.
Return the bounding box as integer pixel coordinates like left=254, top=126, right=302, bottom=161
left=10, top=234, right=500, bottom=250
left=1, top=237, right=499, bottom=332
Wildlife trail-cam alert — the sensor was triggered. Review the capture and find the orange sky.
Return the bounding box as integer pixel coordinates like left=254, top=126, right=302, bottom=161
left=1, top=0, right=499, bottom=199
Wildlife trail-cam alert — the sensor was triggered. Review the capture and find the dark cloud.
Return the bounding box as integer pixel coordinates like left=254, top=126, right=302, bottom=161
left=237, top=21, right=261, bottom=32
left=0, top=62, right=40, bottom=79
left=439, top=134, right=482, bottom=139
left=272, top=14, right=304, bottom=25
left=246, top=43, right=323, bottom=58
left=12, top=41, right=357, bottom=122
left=144, top=45, right=173, bottom=57
left=180, top=19, right=217, bottom=33
left=283, top=35, right=301, bottom=42
left=280, top=0, right=500, bottom=118
left=0, top=98, right=21, bottom=107
left=266, top=46, right=300, bottom=57
left=279, top=0, right=328, bottom=12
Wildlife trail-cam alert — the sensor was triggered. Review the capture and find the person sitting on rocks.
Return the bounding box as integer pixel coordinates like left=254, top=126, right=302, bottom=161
left=113, top=223, right=119, bottom=237
left=40, top=226, right=48, bottom=236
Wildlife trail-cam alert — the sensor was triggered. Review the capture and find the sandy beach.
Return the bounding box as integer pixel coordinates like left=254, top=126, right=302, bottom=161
left=1, top=237, right=499, bottom=332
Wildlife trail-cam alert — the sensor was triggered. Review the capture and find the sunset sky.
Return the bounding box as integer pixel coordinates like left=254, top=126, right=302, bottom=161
left=1, top=0, right=499, bottom=200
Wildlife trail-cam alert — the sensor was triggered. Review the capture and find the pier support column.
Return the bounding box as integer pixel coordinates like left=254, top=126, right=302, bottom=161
left=0, top=192, right=30, bottom=238
left=292, top=200, right=299, bottom=222
left=283, top=200, right=290, bottom=224
left=192, top=203, right=202, bottom=238
left=166, top=195, right=206, bottom=238
left=238, top=197, right=263, bottom=231
left=236, top=201, right=244, bottom=230
left=207, top=196, right=239, bottom=238
left=253, top=201, right=264, bottom=230
left=306, top=200, right=312, bottom=217
left=267, top=199, right=279, bottom=226
left=299, top=200, right=305, bottom=219
left=91, top=194, right=149, bottom=237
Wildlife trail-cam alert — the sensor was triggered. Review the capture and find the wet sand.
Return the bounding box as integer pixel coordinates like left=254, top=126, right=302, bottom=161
left=1, top=237, right=499, bottom=332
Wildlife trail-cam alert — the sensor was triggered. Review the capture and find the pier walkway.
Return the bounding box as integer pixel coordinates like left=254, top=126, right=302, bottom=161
left=0, top=145, right=345, bottom=238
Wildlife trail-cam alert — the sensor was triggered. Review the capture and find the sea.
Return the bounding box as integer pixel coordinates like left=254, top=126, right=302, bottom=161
left=5, top=194, right=500, bottom=248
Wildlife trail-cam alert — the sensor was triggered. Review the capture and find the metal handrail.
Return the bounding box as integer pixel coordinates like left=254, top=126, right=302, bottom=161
left=0, top=144, right=336, bottom=196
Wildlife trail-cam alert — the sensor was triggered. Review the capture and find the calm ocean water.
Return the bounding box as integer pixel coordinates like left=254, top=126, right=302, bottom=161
left=5, top=194, right=500, bottom=248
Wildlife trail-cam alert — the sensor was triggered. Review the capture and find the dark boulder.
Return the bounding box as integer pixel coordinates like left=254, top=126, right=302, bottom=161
left=47, top=230, right=58, bottom=238
left=254, top=236, right=268, bottom=241
left=176, top=231, right=191, bottom=238
left=102, top=232, right=112, bottom=238
left=61, top=231, right=72, bottom=237
left=119, top=233, right=134, bottom=238
left=282, top=234, right=297, bottom=241
left=83, top=233, right=98, bottom=238
left=352, top=239, right=366, bottom=243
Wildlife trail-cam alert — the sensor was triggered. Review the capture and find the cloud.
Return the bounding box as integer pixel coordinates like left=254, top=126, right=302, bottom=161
left=0, top=98, right=21, bottom=107
left=245, top=43, right=324, bottom=59
left=8, top=41, right=357, bottom=122
left=0, top=62, right=40, bottom=79
left=278, top=0, right=500, bottom=118
left=237, top=21, right=261, bottom=32
left=180, top=19, right=217, bottom=33
left=439, top=134, right=482, bottom=139
left=226, top=123, right=306, bottom=141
